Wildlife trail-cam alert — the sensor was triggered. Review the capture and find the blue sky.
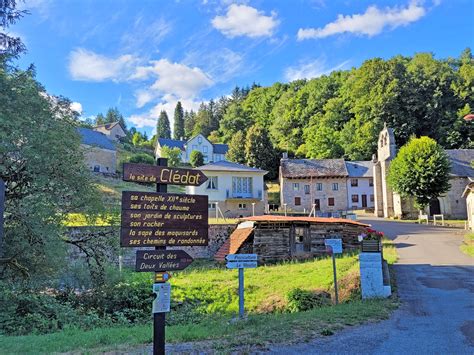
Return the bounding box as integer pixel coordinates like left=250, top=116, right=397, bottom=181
left=12, top=0, right=474, bottom=136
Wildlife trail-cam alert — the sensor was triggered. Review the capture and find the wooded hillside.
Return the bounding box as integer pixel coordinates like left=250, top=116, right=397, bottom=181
left=189, top=49, right=473, bottom=162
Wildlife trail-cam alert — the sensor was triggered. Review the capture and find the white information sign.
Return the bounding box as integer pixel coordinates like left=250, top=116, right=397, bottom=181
left=226, top=261, right=258, bottom=269
left=325, top=238, right=343, bottom=254
left=152, top=282, right=171, bottom=313
left=225, top=254, right=257, bottom=262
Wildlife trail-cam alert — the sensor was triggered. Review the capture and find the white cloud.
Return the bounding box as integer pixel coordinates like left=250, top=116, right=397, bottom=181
left=285, top=58, right=350, bottom=81
left=183, top=48, right=244, bottom=83
left=129, top=96, right=202, bottom=129
left=212, top=4, right=279, bottom=38
left=297, top=1, right=426, bottom=40
left=132, top=59, right=213, bottom=104
left=68, top=48, right=137, bottom=81
left=70, top=101, right=83, bottom=114
left=121, top=17, right=172, bottom=52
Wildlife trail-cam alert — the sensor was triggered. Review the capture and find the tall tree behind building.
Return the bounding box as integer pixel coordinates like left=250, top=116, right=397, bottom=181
left=245, top=125, right=279, bottom=179
left=156, top=110, right=171, bottom=139
left=173, top=101, right=185, bottom=140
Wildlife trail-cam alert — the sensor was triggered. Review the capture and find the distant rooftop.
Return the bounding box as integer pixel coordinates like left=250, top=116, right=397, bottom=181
left=157, top=138, right=185, bottom=150
left=197, top=160, right=267, bottom=173
left=243, top=215, right=370, bottom=227
left=94, top=121, right=125, bottom=131
left=280, top=159, right=348, bottom=178
left=78, top=127, right=115, bottom=150
left=345, top=161, right=373, bottom=178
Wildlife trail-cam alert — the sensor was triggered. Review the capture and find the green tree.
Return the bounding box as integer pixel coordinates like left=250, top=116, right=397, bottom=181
left=0, top=0, right=27, bottom=58
left=156, top=110, right=171, bottom=139
left=387, top=136, right=451, bottom=210
left=132, top=132, right=143, bottom=146
left=0, top=62, right=101, bottom=280
left=226, top=130, right=246, bottom=164
left=95, top=113, right=105, bottom=125
left=189, top=150, right=204, bottom=167
left=184, top=110, right=196, bottom=139
left=160, top=146, right=182, bottom=167
left=245, top=125, right=278, bottom=180
left=173, top=101, right=185, bottom=140
left=105, top=107, right=126, bottom=131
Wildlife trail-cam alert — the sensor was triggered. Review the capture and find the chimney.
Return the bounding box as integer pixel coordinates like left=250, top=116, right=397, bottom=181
left=180, top=136, right=184, bottom=141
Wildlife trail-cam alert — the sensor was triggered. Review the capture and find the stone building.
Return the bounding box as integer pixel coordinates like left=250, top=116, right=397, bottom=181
left=279, top=158, right=351, bottom=214
left=373, top=124, right=474, bottom=219
left=93, top=122, right=127, bottom=142
left=78, top=127, right=116, bottom=174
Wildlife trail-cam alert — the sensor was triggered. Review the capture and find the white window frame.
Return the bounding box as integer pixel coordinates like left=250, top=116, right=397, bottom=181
left=304, top=185, right=310, bottom=195
left=316, top=183, right=323, bottom=191
left=238, top=203, right=247, bottom=210
left=198, top=136, right=202, bottom=144
left=332, top=183, right=339, bottom=191
left=293, top=183, right=299, bottom=191
left=207, top=176, right=218, bottom=190
left=208, top=203, right=216, bottom=209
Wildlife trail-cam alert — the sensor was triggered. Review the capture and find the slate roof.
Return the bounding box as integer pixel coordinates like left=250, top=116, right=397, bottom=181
left=197, top=161, right=267, bottom=174
left=445, top=149, right=474, bottom=177
left=157, top=138, right=228, bottom=154
left=94, top=121, right=125, bottom=131
left=213, top=143, right=229, bottom=154
left=157, top=138, right=185, bottom=150
left=78, top=128, right=115, bottom=150
left=243, top=215, right=370, bottom=227
left=280, top=159, right=348, bottom=178
left=345, top=161, right=373, bottom=178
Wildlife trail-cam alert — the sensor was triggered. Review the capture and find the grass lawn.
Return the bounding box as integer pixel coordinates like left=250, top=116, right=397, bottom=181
left=460, top=233, right=474, bottom=257
left=0, top=299, right=397, bottom=354
left=0, top=242, right=398, bottom=353
left=391, top=218, right=467, bottom=229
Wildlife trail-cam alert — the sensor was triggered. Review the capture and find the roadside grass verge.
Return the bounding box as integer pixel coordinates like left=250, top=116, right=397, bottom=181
left=460, top=233, right=474, bottom=257
left=390, top=218, right=467, bottom=229
left=382, top=238, right=398, bottom=265
left=0, top=298, right=397, bottom=354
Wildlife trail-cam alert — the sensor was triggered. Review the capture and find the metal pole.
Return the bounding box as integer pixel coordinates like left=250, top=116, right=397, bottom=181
left=238, top=268, right=244, bottom=318
left=215, top=202, right=219, bottom=220
left=252, top=203, right=255, bottom=216
left=332, top=253, right=339, bottom=305
left=0, top=178, right=4, bottom=258
left=284, top=203, right=287, bottom=216
left=154, top=158, right=167, bottom=355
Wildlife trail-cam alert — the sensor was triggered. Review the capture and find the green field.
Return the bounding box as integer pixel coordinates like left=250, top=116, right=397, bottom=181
left=0, top=242, right=398, bottom=353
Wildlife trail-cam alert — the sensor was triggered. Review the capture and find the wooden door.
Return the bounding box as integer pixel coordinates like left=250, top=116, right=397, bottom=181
left=361, top=195, right=367, bottom=208
left=314, top=199, right=320, bottom=211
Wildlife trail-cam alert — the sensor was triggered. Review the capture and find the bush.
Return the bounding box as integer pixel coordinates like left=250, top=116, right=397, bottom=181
left=286, top=288, right=331, bottom=312
left=190, top=150, right=204, bottom=167
left=128, top=153, right=155, bottom=165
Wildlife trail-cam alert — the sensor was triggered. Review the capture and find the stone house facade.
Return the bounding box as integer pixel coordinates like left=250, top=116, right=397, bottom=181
left=280, top=159, right=349, bottom=213
left=78, top=128, right=116, bottom=174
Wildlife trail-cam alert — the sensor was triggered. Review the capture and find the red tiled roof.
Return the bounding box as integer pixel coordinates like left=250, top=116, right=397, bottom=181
left=242, top=215, right=370, bottom=227
left=214, top=227, right=254, bottom=262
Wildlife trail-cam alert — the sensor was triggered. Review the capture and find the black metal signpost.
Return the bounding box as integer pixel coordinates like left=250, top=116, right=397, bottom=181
left=120, top=160, right=209, bottom=355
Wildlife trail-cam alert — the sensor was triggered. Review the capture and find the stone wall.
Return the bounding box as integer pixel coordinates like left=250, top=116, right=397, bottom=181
left=67, top=224, right=236, bottom=267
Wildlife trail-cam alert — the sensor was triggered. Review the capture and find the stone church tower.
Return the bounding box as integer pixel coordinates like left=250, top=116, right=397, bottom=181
left=372, top=123, right=397, bottom=217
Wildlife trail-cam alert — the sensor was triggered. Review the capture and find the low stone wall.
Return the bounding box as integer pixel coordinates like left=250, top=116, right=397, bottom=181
left=67, top=224, right=236, bottom=267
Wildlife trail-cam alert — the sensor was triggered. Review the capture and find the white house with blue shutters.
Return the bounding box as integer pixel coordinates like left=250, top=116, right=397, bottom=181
left=155, top=134, right=228, bottom=164
left=186, top=161, right=268, bottom=217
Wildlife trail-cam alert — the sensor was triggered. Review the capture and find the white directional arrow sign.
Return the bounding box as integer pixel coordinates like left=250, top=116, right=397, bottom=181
left=226, top=261, right=257, bottom=269
left=225, top=254, right=257, bottom=262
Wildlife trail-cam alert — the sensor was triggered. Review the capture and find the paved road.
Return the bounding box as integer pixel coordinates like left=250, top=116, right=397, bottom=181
left=268, top=218, right=474, bottom=355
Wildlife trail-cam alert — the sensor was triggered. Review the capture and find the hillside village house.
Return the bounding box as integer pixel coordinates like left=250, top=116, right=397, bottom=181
left=93, top=122, right=127, bottom=142
left=279, top=159, right=351, bottom=214
left=186, top=161, right=267, bottom=218
left=345, top=161, right=375, bottom=210
left=155, top=134, right=228, bottom=164
left=78, top=127, right=116, bottom=174
left=462, top=179, right=474, bottom=230
left=373, top=124, right=474, bottom=219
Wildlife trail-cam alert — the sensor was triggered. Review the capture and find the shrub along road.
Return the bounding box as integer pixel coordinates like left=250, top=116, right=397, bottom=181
left=269, top=218, right=474, bottom=354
